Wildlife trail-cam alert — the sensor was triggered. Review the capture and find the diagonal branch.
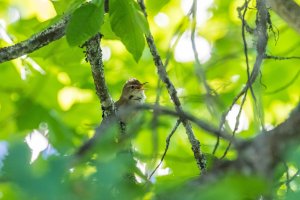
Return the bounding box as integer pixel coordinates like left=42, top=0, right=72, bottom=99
left=186, top=103, right=300, bottom=190
left=0, top=16, right=70, bottom=63
left=148, top=119, right=181, bottom=180
left=234, top=102, right=300, bottom=177
left=138, top=0, right=206, bottom=172
left=267, top=0, right=300, bottom=34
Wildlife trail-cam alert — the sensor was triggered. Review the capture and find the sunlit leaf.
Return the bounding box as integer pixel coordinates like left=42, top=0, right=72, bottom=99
left=109, top=0, right=149, bottom=62
left=146, top=0, right=171, bottom=14
left=50, top=0, right=84, bottom=15
left=66, top=2, right=105, bottom=46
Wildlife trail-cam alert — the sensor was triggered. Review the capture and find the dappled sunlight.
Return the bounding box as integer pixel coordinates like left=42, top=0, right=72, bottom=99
left=9, top=0, right=56, bottom=21
left=102, top=46, right=112, bottom=61
left=154, top=12, right=170, bottom=28
left=24, top=57, right=46, bottom=75
left=181, top=0, right=213, bottom=26
left=269, top=101, right=294, bottom=123
left=1, top=17, right=45, bottom=80
left=0, top=21, right=13, bottom=45
left=148, top=162, right=171, bottom=183
left=231, top=75, right=240, bottom=83
left=25, top=129, right=49, bottom=163
left=25, top=125, right=58, bottom=164
left=135, top=160, right=171, bottom=183
left=0, top=142, right=8, bottom=170
left=174, top=31, right=211, bottom=63
left=57, top=71, right=71, bottom=85
left=226, top=104, right=249, bottom=133
left=7, top=7, right=21, bottom=23
left=57, top=87, right=94, bottom=111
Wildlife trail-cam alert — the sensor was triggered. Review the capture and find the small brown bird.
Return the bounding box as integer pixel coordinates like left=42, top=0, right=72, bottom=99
left=76, top=78, right=147, bottom=156
left=115, top=78, right=147, bottom=122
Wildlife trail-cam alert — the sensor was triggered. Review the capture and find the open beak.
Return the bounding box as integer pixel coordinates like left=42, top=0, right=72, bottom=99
left=140, top=82, right=148, bottom=90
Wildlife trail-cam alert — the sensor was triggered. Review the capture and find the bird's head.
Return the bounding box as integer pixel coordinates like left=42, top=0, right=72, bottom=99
left=120, top=78, right=147, bottom=104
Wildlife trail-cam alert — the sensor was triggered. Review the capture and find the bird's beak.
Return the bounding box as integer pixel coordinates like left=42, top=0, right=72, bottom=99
left=140, top=82, right=148, bottom=90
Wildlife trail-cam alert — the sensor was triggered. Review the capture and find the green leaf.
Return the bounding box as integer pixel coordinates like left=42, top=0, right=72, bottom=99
left=100, top=14, right=119, bottom=40
left=109, top=0, right=149, bottom=62
left=146, top=0, right=170, bottom=14
left=50, top=0, right=84, bottom=15
left=66, top=2, right=104, bottom=46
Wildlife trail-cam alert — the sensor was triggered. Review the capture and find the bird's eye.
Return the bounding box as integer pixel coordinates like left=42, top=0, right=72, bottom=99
left=131, top=85, right=135, bottom=89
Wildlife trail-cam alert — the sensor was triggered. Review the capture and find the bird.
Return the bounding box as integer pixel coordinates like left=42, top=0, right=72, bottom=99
left=76, top=78, right=147, bottom=156
left=115, top=78, right=147, bottom=123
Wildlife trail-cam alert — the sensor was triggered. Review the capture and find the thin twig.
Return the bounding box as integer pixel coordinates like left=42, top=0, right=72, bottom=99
left=237, top=0, right=255, bottom=34
left=138, top=0, right=206, bottom=172
left=213, top=0, right=252, bottom=155
left=151, top=80, right=162, bottom=158
left=214, top=0, right=269, bottom=156
left=283, top=162, right=291, bottom=192
left=241, top=0, right=256, bottom=101
left=148, top=119, right=181, bottom=180
left=219, top=0, right=253, bottom=158
left=190, top=0, right=218, bottom=121
left=264, top=55, right=300, bottom=60
left=220, top=91, right=248, bottom=159
left=190, top=0, right=214, bottom=95
left=277, top=165, right=300, bottom=188
left=151, top=16, right=190, bottom=159
left=214, top=0, right=252, bottom=155
left=134, top=104, right=234, bottom=142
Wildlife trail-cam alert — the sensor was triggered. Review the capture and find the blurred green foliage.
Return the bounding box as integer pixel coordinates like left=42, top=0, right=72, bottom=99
left=0, top=0, right=300, bottom=199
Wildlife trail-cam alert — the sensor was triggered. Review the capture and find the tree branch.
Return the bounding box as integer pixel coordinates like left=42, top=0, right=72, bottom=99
left=267, top=0, right=300, bottom=34
left=75, top=103, right=235, bottom=157
left=135, top=104, right=234, bottom=142
left=148, top=119, right=181, bottom=180
left=192, top=103, right=300, bottom=187
left=0, top=16, right=70, bottom=63
left=235, top=103, right=300, bottom=177
left=138, top=0, right=206, bottom=172
left=214, top=0, right=269, bottom=156
left=76, top=33, right=117, bottom=156
left=84, top=33, right=115, bottom=117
